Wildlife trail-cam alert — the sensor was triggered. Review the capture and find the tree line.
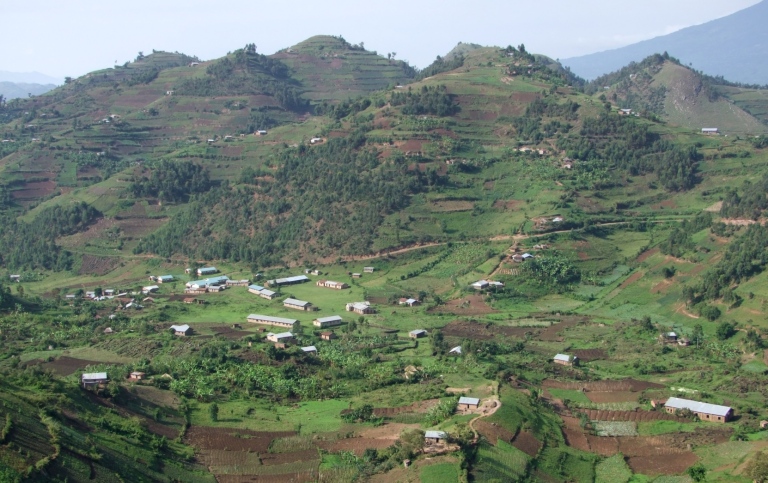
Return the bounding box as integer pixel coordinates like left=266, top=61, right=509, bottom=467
left=390, top=85, right=459, bottom=116
left=129, top=160, right=212, bottom=202
left=720, top=174, right=768, bottom=220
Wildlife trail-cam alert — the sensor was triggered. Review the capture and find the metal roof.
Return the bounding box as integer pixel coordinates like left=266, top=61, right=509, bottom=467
left=665, top=397, right=732, bottom=417
left=198, top=267, right=217, bottom=272
left=170, top=324, right=190, bottom=332
left=284, top=298, right=310, bottom=306
left=409, top=329, right=427, bottom=335
left=424, top=431, right=447, bottom=439
left=248, top=284, right=264, bottom=291
left=269, top=275, right=310, bottom=285
left=247, top=314, right=298, bottom=325
left=260, top=289, right=276, bottom=296
left=554, top=354, right=574, bottom=362
left=272, top=332, right=293, bottom=339
left=459, top=397, right=480, bottom=405
left=82, top=372, right=108, bottom=380
left=449, top=346, right=462, bottom=354
left=301, top=346, right=317, bottom=352
left=316, top=315, right=342, bottom=323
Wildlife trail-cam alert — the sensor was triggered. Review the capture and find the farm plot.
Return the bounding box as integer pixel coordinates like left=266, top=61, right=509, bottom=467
left=40, top=356, right=114, bottom=376
left=211, top=326, right=251, bottom=339
left=536, top=317, right=584, bottom=341
left=571, top=349, right=607, bottom=362
left=542, top=378, right=664, bottom=392
left=585, top=391, right=638, bottom=404
left=430, top=294, right=498, bottom=316
left=511, top=430, right=541, bottom=457
left=184, top=427, right=296, bottom=453
left=560, top=416, right=590, bottom=452
left=78, top=255, right=121, bottom=276
left=441, top=319, right=534, bottom=340
left=316, top=437, right=395, bottom=455
left=582, top=409, right=687, bottom=422
left=475, top=419, right=516, bottom=445
left=592, top=421, right=638, bottom=437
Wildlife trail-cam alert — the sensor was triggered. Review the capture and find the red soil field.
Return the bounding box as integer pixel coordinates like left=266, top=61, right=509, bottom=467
left=636, top=248, right=659, bottom=263
left=429, top=294, right=498, bottom=316
left=184, top=427, right=295, bottom=453
left=628, top=453, right=698, bottom=476
left=79, top=255, right=121, bottom=276
left=261, top=449, right=320, bottom=466
left=542, top=378, right=664, bottom=392
left=571, top=349, right=607, bottom=362
left=585, top=391, right=639, bottom=404
left=316, top=437, right=394, bottom=455
left=39, top=356, right=113, bottom=376
left=619, top=271, right=644, bottom=289
left=211, top=326, right=251, bottom=339
left=511, top=430, right=541, bottom=457
left=474, top=420, right=515, bottom=445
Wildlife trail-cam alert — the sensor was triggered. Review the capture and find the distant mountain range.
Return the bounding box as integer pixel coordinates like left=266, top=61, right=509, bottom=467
left=0, top=70, right=62, bottom=85
left=0, top=81, right=57, bottom=100
left=562, top=0, right=768, bottom=85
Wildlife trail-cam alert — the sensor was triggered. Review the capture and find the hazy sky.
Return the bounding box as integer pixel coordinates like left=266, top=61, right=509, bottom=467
left=1, top=0, right=761, bottom=80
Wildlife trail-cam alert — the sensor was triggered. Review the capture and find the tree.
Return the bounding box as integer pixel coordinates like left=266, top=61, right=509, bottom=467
left=691, top=324, right=704, bottom=348
left=745, top=451, right=768, bottom=483
left=716, top=321, right=736, bottom=340
left=209, top=403, right=219, bottom=422
left=686, top=464, right=707, bottom=482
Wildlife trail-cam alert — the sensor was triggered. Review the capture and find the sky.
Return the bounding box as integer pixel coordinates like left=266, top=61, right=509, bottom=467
left=0, top=0, right=762, bottom=82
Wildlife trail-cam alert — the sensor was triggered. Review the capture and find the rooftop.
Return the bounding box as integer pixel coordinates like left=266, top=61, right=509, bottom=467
left=247, top=314, right=298, bottom=325
left=665, top=397, right=732, bottom=417
left=459, top=397, right=480, bottom=405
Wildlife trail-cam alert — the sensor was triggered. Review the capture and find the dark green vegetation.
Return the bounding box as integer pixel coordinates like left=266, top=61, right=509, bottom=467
left=1, top=36, right=768, bottom=482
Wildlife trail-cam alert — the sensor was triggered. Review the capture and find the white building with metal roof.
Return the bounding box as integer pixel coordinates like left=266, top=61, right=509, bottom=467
left=664, top=397, right=732, bottom=423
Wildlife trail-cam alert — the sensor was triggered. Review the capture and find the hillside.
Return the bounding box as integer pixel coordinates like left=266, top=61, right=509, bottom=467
left=562, top=0, right=768, bottom=84
left=3, top=37, right=768, bottom=482
left=590, top=54, right=767, bottom=133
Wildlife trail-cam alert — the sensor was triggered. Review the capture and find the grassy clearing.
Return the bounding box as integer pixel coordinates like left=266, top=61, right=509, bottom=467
left=595, top=454, right=632, bottom=483
left=420, top=461, right=460, bottom=482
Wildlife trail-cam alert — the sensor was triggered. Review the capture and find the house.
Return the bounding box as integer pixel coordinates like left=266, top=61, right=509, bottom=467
left=85, top=291, right=96, bottom=299
left=521, top=253, right=534, bottom=260
left=352, top=273, right=362, bottom=279
left=346, top=301, right=375, bottom=314
left=104, top=289, right=115, bottom=296
left=311, top=269, right=321, bottom=276
left=267, top=275, right=310, bottom=287
left=129, top=371, right=145, bottom=381
left=247, top=314, right=298, bottom=329
left=189, top=62, right=200, bottom=67
left=409, top=329, right=427, bottom=339
left=310, top=137, right=323, bottom=144
left=399, top=298, right=420, bottom=307
left=207, top=285, right=226, bottom=293
left=554, top=354, right=578, bottom=366
left=184, top=288, right=207, bottom=295
left=458, top=397, right=480, bottom=410
left=702, top=128, right=719, bottom=135
left=248, top=284, right=265, bottom=294
left=313, top=315, right=343, bottom=328
left=364, top=267, right=375, bottom=273
left=301, top=346, right=318, bottom=355
left=256, top=130, right=267, bottom=136
left=664, top=397, right=733, bottom=423
left=142, top=297, right=155, bottom=303
left=226, top=279, right=250, bottom=287
left=472, top=280, right=490, bottom=290
left=170, top=324, right=192, bottom=336
left=660, top=332, right=678, bottom=344
left=183, top=297, right=205, bottom=304
left=619, top=108, right=633, bottom=116
left=266, top=332, right=294, bottom=343
left=283, top=298, right=314, bottom=311
left=677, top=338, right=691, bottom=347
left=511, top=254, right=524, bottom=263
left=320, top=331, right=337, bottom=341
left=259, top=289, right=277, bottom=300
left=142, top=285, right=159, bottom=294
left=166, top=90, right=174, bottom=96
left=424, top=431, right=448, bottom=444
left=82, top=372, right=108, bottom=389
left=449, top=346, right=462, bottom=355
left=316, top=280, right=349, bottom=290
left=9, top=275, right=20, bottom=282
left=197, top=267, right=218, bottom=276
left=552, top=217, right=563, bottom=223
left=760, top=420, right=768, bottom=429
left=103, top=327, right=113, bottom=334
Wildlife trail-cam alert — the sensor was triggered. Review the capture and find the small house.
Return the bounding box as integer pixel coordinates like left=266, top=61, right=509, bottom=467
left=512, top=254, right=524, bottom=263
left=352, top=273, right=362, bottom=279
left=521, top=253, right=534, bottom=260
left=346, top=302, right=375, bottom=315
left=472, top=280, right=490, bottom=290
left=424, top=430, right=448, bottom=444
left=283, top=298, right=314, bottom=311
left=170, top=324, right=192, bottom=336
left=266, top=332, right=295, bottom=343
left=409, top=329, right=427, bottom=339
left=313, top=315, right=343, bottom=328
left=259, top=289, right=277, bottom=300
left=129, top=371, right=145, bottom=381
left=301, top=346, right=318, bottom=355
left=82, top=372, right=108, bottom=389
left=189, top=62, right=200, bottom=67
left=256, top=130, right=267, bottom=136
left=619, top=108, right=633, bottom=116
left=660, top=332, right=678, bottom=344
left=364, top=267, right=375, bottom=273
left=156, top=275, right=174, bottom=284
left=226, top=279, right=249, bottom=287
left=310, top=137, right=323, bottom=144
left=320, top=331, right=337, bottom=341
left=142, top=285, right=160, bottom=294
left=399, top=298, right=420, bottom=307
left=103, top=327, right=114, bottom=334
left=702, top=128, right=719, bottom=135
left=248, top=284, right=265, bottom=295
left=663, top=397, right=732, bottom=423
left=458, top=397, right=480, bottom=410
left=760, top=420, right=768, bottom=429
left=104, top=289, right=115, bottom=296
left=317, top=280, right=349, bottom=290
left=554, top=353, right=578, bottom=367
left=449, top=346, right=462, bottom=355
left=9, top=275, right=20, bottom=282
left=197, top=267, right=218, bottom=276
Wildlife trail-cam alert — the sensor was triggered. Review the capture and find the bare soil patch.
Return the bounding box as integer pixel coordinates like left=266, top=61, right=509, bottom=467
left=118, top=217, right=168, bottom=237
left=184, top=427, right=295, bottom=452
left=357, top=423, right=421, bottom=440
left=211, top=325, right=251, bottom=339
left=39, top=356, right=113, bottom=376
left=79, top=255, right=121, bottom=276
left=316, top=437, right=394, bottom=455
left=636, top=248, right=659, bottom=263
left=543, top=378, right=663, bottom=392
left=571, top=349, right=607, bottom=362
left=398, top=139, right=426, bottom=152
left=537, top=317, right=583, bottom=342
left=12, top=180, right=57, bottom=199
left=511, top=430, right=541, bottom=457
left=619, top=271, right=644, bottom=289
left=628, top=452, right=697, bottom=476
left=474, top=420, right=515, bottom=445
left=261, top=449, right=319, bottom=466
left=430, top=294, right=498, bottom=316
left=561, top=416, right=590, bottom=451
left=492, top=200, right=521, bottom=211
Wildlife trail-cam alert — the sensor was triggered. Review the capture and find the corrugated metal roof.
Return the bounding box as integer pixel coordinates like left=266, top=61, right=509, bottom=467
left=260, top=289, right=276, bottom=296
left=316, top=316, right=342, bottom=323
left=82, top=372, right=108, bottom=380
left=270, top=275, right=310, bottom=285
left=273, top=332, right=293, bottom=339
left=284, top=298, right=310, bottom=306
left=409, top=329, right=427, bottom=335
left=301, top=346, right=317, bottom=352
left=665, top=397, right=731, bottom=417
left=424, top=431, right=447, bottom=439
left=554, top=354, right=573, bottom=362
left=459, top=397, right=480, bottom=405
left=247, top=314, right=298, bottom=325
left=248, top=284, right=264, bottom=291
left=171, top=324, right=190, bottom=332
